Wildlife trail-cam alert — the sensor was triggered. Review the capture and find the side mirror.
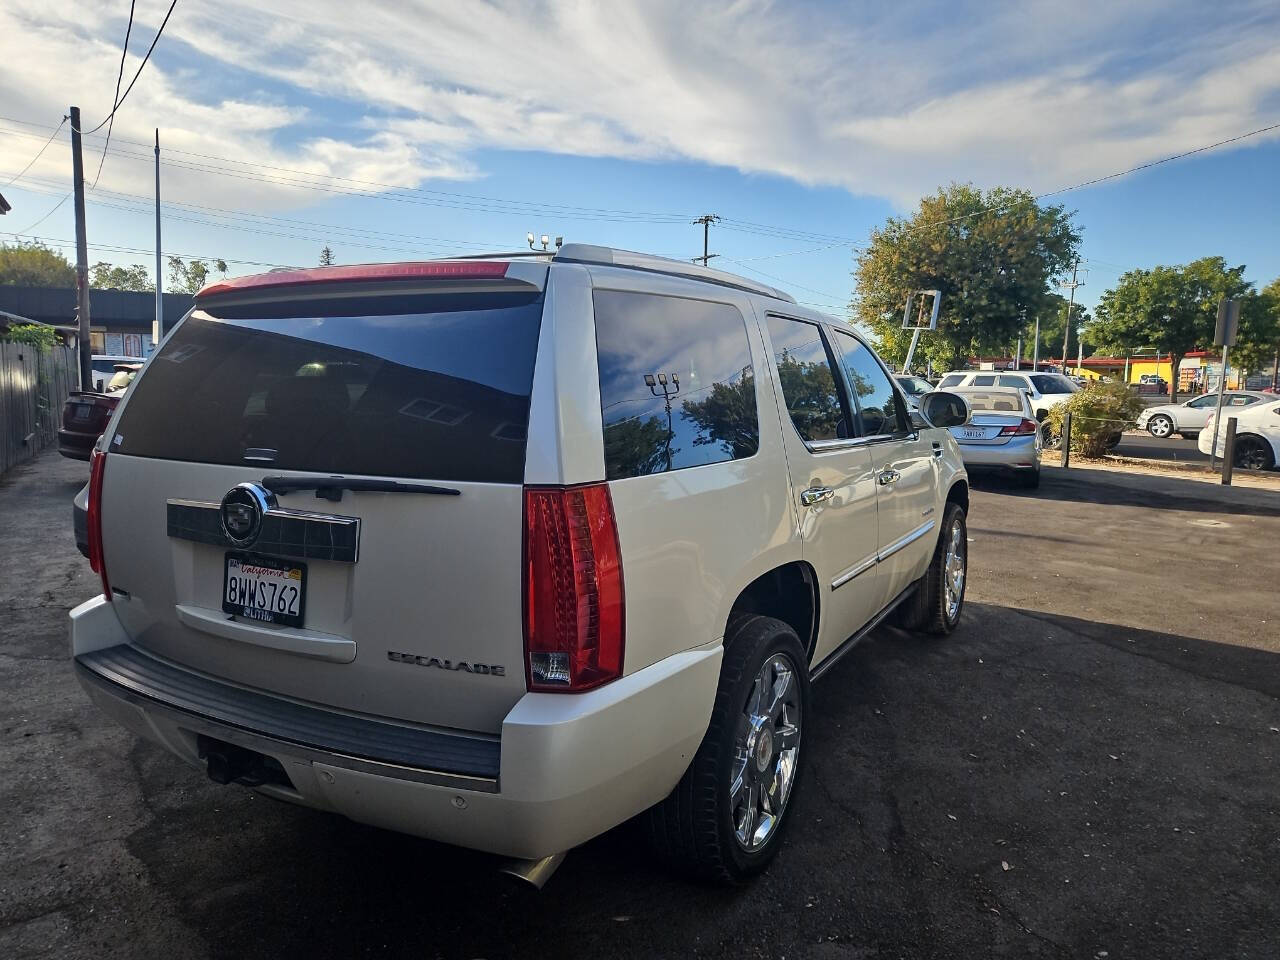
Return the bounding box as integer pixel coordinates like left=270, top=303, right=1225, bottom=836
left=917, top=390, right=971, bottom=429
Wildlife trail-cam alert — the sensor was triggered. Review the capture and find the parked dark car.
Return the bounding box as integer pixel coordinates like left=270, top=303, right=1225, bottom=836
left=57, top=363, right=140, bottom=461
left=58, top=392, right=121, bottom=461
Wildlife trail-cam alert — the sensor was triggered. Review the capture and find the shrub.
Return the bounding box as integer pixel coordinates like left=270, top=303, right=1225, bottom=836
left=0, top=322, right=59, bottom=350
left=1045, top=381, right=1143, bottom=458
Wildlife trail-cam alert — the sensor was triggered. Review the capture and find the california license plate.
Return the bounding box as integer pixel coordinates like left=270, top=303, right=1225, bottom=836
left=222, top=554, right=306, bottom=628
left=961, top=428, right=990, bottom=441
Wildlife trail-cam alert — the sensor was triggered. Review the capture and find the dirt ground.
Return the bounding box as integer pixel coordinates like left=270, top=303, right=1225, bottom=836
left=2, top=452, right=1278, bottom=959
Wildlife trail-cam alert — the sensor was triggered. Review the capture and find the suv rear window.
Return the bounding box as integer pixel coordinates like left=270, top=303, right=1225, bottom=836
left=938, top=374, right=965, bottom=388
left=111, top=290, right=544, bottom=483
left=594, top=290, right=758, bottom=480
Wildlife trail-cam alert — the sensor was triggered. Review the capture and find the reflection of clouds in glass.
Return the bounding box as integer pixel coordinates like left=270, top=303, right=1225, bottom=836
left=595, top=290, right=759, bottom=479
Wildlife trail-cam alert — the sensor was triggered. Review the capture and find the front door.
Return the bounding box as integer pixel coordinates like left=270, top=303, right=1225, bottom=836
left=761, top=314, right=882, bottom=665
left=829, top=329, right=939, bottom=609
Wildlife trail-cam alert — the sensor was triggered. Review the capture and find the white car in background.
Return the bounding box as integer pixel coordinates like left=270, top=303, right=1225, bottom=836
left=935, top=370, right=1079, bottom=421
left=1198, top=399, right=1280, bottom=471
left=1136, top=392, right=1270, bottom=438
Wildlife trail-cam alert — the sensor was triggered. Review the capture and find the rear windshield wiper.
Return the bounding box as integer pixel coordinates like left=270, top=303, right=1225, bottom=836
left=261, top=476, right=461, bottom=502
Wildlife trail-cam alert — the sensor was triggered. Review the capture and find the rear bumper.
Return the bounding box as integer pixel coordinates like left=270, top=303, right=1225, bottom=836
left=57, top=428, right=97, bottom=461
left=70, top=596, right=721, bottom=860
left=956, top=436, right=1040, bottom=470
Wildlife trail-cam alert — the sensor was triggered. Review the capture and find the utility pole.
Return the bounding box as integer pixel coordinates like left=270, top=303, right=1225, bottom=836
left=153, top=129, right=163, bottom=351
left=1032, top=309, right=1040, bottom=369
left=1059, top=260, right=1084, bottom=374
left=692, top=214, right=720, bottom=266
left=70, top=106, right=92, bottom=390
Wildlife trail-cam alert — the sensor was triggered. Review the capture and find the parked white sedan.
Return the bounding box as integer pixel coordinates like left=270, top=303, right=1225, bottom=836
left=1137, top=391, right=1269, bottom=438
left=1198, top=399, right=1280, bottom=470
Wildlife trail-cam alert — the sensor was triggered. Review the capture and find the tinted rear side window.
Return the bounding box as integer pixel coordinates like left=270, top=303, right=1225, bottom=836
left=938, top=374, right=965, bottom=388
left=112, top=290, right=544, bottom=483
left=594, top=290, right=758, bottom=480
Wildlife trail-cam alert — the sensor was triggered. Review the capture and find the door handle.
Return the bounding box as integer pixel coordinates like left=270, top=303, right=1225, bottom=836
left=800, top=485, right=834, bottom=506
left=932, top=441, right=944, bottom=459
left=878, top=469, right=901, bottom=486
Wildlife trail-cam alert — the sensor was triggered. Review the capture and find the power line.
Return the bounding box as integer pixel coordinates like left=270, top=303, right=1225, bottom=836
left=79, top=0, right=179, bottom=136
left=3, top=116, right=67, bottom=188
left=91, top=0, right=137, bottom=189
left=10, top=191, right=72, bottom=235
left=0, top=229, right=292, bottom=269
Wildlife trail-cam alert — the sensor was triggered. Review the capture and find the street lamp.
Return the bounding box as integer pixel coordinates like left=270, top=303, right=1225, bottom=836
left=645, top=372, right=681, bottom=472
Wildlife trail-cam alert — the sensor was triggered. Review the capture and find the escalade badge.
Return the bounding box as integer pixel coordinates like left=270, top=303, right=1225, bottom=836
left=387, top=650, right=505, bottom=676
left=219, top=482, right=275, bottom=548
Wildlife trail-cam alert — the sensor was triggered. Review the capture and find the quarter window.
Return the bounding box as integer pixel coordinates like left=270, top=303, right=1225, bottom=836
left=832, top=330, right=907, bottom=437
left=594, top=290, right=758, bottom=480
left=764, top=315, right=848, bottom=443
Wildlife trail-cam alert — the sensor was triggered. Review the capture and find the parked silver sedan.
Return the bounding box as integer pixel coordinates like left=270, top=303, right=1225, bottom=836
left=1136, top=392, right=1270, bottom=438
left=949, top=388, right=1042, bottom=488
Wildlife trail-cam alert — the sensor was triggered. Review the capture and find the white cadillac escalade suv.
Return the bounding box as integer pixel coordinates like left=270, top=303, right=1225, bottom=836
left=71, top=246, right=972, bottom=885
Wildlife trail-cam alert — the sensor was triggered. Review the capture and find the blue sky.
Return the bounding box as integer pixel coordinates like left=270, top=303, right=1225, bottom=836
left=1, top=0, right=1278, bottom=315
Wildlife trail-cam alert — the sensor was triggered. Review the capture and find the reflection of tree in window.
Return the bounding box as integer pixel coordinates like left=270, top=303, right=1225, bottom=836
left=774, top=350, right=842, bottom=442
left=680, top=367, right=758, bottom=459
left=603, top=415, right=677, bottom=478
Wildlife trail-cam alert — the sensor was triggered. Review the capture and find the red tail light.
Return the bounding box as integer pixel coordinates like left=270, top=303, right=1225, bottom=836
left=523, top=484, right=624, bottom=692
left=1000, top=418, right=1039, bottom=436
left=87, top=448, right=112, bottom=601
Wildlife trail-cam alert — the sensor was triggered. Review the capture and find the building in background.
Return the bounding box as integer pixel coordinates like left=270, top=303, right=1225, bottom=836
left=0, top=286, right=191, bottom=357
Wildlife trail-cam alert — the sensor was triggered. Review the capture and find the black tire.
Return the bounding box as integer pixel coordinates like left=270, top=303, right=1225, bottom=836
left=1017, top=467, right=1041, bottom=489
left=893, top=502, right=968, bottom=636
left=1234, top=435, right=1276, bottom=471
left=1147, top=415, right=1174, bottom=439
left=645, top=614, right=810, bottom=884
left=1105, top=432, right=1122, bottom=450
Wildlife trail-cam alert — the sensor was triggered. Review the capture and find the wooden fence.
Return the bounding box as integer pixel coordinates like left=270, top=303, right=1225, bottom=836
left=0, top=342, right=78, bottom=475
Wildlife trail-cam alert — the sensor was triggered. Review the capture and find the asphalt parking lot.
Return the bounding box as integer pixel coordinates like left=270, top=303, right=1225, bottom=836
left=3, top=452, right=1278, bottom=960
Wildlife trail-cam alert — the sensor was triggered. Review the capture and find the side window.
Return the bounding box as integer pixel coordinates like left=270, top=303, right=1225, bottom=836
left=1187, top=395, right=1216, bottom=408
left=594, top=290, right=758, bottom=480
left=971, top=374, right=997, bottom=386
left=832, top=330, right=907, bottom=437
left=997, top=374, right=1026, bottom=388
left=764, top=315, right=849, bottom=443
left=938, top=374, right=965, bottom=388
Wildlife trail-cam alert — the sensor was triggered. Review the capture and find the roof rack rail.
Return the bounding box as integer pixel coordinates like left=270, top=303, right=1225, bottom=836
left=445, top=251, right=557, bottom=260
left=553, top=244, right=795, bottom=303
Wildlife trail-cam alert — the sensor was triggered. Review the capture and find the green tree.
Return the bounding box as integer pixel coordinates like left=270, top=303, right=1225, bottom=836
left=1233, top=279, right=1280, bottom=385
left=91, top=261, right=153, bottom=292
left=319, top=246, right=335, bottom=266
left=0, top=241, right=75, bottom=287
left=854, top=184, right=1081, bottom=372
left=167, top=256, right=228, bottom=294
left=1088, top=257, right=1252, bottom=402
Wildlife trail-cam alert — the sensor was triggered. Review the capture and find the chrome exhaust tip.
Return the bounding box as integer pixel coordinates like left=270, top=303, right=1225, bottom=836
left=497, top=852, right=567, bottom=889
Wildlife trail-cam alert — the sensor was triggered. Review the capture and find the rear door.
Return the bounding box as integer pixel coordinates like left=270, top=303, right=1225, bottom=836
left=761, top=314, right=882, bottom=663
left=828, top=329, right=938, bottom=610
left=99, top=271, right=546, bottom=735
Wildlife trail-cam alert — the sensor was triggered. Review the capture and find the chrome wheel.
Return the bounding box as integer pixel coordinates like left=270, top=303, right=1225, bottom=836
left=1148, top=415, right=1173, bottom=438
left=730, top=653, right=802, bottom=851
left=943, top=517, right=966, bottom=622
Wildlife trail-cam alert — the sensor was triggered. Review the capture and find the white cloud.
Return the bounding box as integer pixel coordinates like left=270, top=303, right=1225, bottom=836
left=1, top=0, right=1278, bottom=215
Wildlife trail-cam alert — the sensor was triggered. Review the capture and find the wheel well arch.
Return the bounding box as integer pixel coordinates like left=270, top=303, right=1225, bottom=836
left=726, top=561, right=819, bottom=663
left=945, top=478, right=969, bottom=515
